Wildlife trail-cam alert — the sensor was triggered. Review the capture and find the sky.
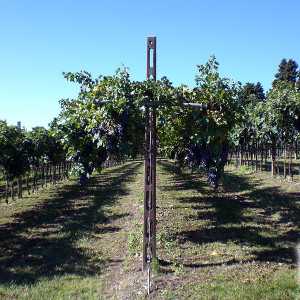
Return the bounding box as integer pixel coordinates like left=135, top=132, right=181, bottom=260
left=0, top=0, right=299, bottom=131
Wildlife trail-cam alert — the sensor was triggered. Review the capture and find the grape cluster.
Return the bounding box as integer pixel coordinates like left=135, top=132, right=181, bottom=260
left=70, top=111, right=132, bottom=186
left=71, top=153, right=79, bottom=163
left=182, top=143, right=229, bottom=189
left=70, top=128, right=85, bottom=141
left=91, top=126, right=98, bottom=134
left=106, top=134, right=119, bottom=155
left=187, top=145, right=201, bottom=167
left=220, top=144, right=229, bottom=169
left=70, top=127, right=104, bottom=185
left=114, top=124, right=127, bottom=140
left=115, top=111, right=130, bottom=139
left=200, top=149, right=212, bottom=168
left=91, top=124, right=109, bottom=137
left=204, top=145, right=229, bottom=189
left=81, top=147, right=108, bottom=185
left=100, top=125, right=109, bottom=137
left=207, top=171, right=220, bottom=188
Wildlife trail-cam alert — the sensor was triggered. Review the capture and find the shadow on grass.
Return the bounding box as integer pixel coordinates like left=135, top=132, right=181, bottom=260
left=158, top=160, right=299, bottom=265
left=157, top=159, right=208, bottom=195
left=0, top=161, right=142, bottom=285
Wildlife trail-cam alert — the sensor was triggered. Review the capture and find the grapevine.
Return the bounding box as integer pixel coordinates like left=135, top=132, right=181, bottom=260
left=49, top=56, right=239, bottom=188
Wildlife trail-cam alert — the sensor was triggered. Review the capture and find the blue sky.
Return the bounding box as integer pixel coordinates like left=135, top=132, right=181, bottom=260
left=0, top=0, right=299, bottom=131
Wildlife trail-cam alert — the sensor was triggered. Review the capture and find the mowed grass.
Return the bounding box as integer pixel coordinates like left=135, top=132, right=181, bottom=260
left=0, top=161, right=144, bottom=299
left=0, top=159, right=299, bottom=299
left=152, top=159, right=299, bottom=299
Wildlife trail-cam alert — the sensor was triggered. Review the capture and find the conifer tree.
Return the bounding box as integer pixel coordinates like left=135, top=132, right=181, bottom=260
left=272, top=58, right=299, bottom=87
left=238, top=82, right=265, bottom=106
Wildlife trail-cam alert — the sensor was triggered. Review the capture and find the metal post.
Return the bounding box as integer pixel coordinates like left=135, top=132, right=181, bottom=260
left=143, top=36, right=157, bottom=271
left=147, top=36, right=156, bottom=80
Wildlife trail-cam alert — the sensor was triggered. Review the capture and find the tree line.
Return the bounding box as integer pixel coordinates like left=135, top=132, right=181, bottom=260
left=0, top=123, right=69, bottom=203
left=229, top=58, right=300, bottom=179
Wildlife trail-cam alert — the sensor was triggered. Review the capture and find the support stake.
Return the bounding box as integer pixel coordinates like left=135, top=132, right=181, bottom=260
left=143, top=37, right=157, bottom=295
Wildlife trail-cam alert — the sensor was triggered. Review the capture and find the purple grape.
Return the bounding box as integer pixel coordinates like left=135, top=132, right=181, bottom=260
left=200, top=149, right=212, bottom=168
left=99, top=125, right=108, bottom=137
left=187, top=145, right=201, bottom=167
left=71, top=154, right=79, bottom=163
left=92, top=126, right=99, bottom=134
left=219, top=144, right=229, bottom=169
left=106, top=134, right=119, bottom=155
left=114, top=124, right=127, bottom=139
left=207, top=171, right=220, bottom=188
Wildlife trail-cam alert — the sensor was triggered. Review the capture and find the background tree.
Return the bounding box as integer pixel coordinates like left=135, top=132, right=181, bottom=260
left=272, top=58, right=299, bottom=87
left=238, top=82, right=265, bottom=106
left=0, top=121, right=31, bottom=202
